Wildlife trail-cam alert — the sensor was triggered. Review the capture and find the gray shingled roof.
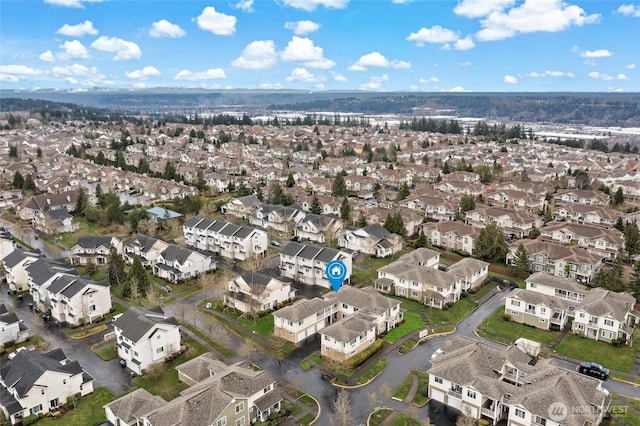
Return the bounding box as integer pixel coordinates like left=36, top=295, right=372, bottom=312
left=320, top=311, right=377, bottom=342
left=160, top=244, right=196, bottom=264
left=73, top=235, right=115, bottom=250
left=113, top=307, right=178, bottom=343
left=526, top=271, right=588, bottom=294
left=273, top=297, right=334, bottom=322
left=1, top=248, right=41, bottom=269
left=104, top=388, right=166, bottom=424
left=25, top=258, right=76, bottom=287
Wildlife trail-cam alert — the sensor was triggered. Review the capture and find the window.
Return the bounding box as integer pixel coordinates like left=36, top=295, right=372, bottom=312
left=604, top=319, right=614, bottom=327
left=298, top=320, right=304, bottom=326
left=514, top=408, right=526, bottom=419
left=41, top=389, right=45, bottom=395
left=534, top=416, right=547, bottom=425
left=540, top=307, right=546, bottom=314
left=511, top=310, right=520, bottom=315
left=539, top=318, right=546, bottom=322
left=156, top=347, right=164, bottom=354
left=467, top=390, right=476, bottom=399
left=411, top=290, right=418, bottom=297
left=30, top=404, right=43, bottom=415
left=236, top=419, right=245, bottom=426
left=157, top=334, right=161, bottom=340
left=529, top=283, right=537, bottom=288
left=434, top=377, right=443, bottom=384
left=63, top=379, right=66, bottom=385
left=216, top=417, right=227, bottom=426
left=235, top=402, right=244, bottom=414
left=50, top=398, right=59, bottom=408
left=510, top=300, right=520, bottom=307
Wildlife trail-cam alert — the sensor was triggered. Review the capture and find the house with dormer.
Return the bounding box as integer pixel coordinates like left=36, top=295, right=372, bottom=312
left=152, top=244, right=215, bottom=283
left=220, top=194, right=262, bottom=220
left=338, top=224, right=403, bottom=258
left=2, top=249, right=42, bottom=292
left=249, top=204, right=306, bottom=234
left=26, top=258, right=76, bottom=312
left=17, top=190, right=79, bottom=221
left=225, top=270, right=296, bottom=314
left=123, top=235, right=170, bottom=266
left=45, top=275, right=111, bottom=326
left=571, top=289, right=639, bottom=343
left=0, top=349, right=94, bottom=425
left=294, top=214, right=343, bottom=244
left=112, top=307, right=181, bottom=375
left=69, top=236, right=123, bottom=266
left=279, top=241, right=352, bottom=288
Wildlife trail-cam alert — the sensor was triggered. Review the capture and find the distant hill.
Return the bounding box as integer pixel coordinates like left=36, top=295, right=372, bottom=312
left=1, top=89, right=639, bottom=127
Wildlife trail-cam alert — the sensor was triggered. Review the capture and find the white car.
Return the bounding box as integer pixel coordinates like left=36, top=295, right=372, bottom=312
left=430, top=348, right=444, bottom=362
left=8, top=346, right=32, bottom=360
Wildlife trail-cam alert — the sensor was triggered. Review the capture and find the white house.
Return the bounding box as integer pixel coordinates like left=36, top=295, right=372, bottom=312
left=320, top=312, right=378, bottom=362
left=249, top=204, right=306, bottom=234
left=428, top=336, right=610, bottom=426
left=572, top=288, right=639, bottom=343
left=0, top=304, right=29, bottom=346
left=69, top=235, right=123, bottom=266
left=123, top=235, right=170, bottom=266
left=152, top=244, right=216, bottom=283
left=45, top=275, right=112, bottom=326
left=26, top=258, right=77, bottom=312
left=279, top=241, right=353, bottom=288
left=0, top=227, right=16, bottom=260
left=225, top=271, right=296, bottom=313
left=294, top=214, right=343, bottom=244
left=112, top=307, right=181, bottom=375
left=2, top=249, right=42, bottom=292
left=0, top=349, right=94, bottom=425
left=338, top=224, right=403, bottom=258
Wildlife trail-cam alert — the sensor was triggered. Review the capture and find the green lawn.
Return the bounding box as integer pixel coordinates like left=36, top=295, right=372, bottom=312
left=489, top=271, right=526, bottom=288
left=399, top=338, right=418, bottom=354
left=352, top=249, right=414, bottom=285
left=94, top=345, right=118, bottom=361
left=389, top=414, right=422, bottom=426
left=132, top=337, right=207, bottom=401
left=469, top=281, right=496, bottom=301
left=177, top=321, right=235, bottom=358
left=554, top=335, right=638, bottom=372
left=477, top=306, right=559, bottom=346
left=300, top=360, right=313, bottom=371
left=393, top=374, right=413, bottom=401
left=298, top=413, right=316, bottom=426
left=240, top=315, right=274, bottom=339
left=357, top=357, right=388, bottom=384
left=37, top=387, right=115, bottom=426
left=299, top=395, right=316, bottom=407
left=411, top=370, right=429, bottom=406
left=369, top=409, right=393, bottom=426
left=425, top=298, right=477, bottom=325
left=384, top=312, right=425, bottom=343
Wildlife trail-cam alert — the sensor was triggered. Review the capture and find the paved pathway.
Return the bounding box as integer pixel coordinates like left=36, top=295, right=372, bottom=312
left=379, top=411, right=399, bottom=426
left=404, top=371, right=420, bottom=404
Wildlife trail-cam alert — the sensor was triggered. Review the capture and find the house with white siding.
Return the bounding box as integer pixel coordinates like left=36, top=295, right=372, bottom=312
left=45, top=275, right=112, bottom=327
left=152, top=244, right=216, bottom=283
left=279, top=241, right=352, bottom=288
left=225, top=270, right=296, bottom=313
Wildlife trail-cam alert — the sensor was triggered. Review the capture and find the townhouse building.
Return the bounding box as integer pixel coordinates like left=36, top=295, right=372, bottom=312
left=45, top=275, right=112, bottom=326
left=553, top=204, right=625, bottom=227
left=422, top=221, right=480, bottom=255
left=0, top=304, right=29, bottom=346
left=122, top=235, right=170, bottom=266
left=249, top=204, right=306, bottom=234
left=69, top=235, right=123, bottom=266
left=465, top=206, right=544, bottom=239
left=225, top=271, right=296, bottom=314
left=554, top=189, right=610, bottom=206
left=152, top=244, right=216, bottom=283
left=572, top=288, right=639, bottom=343
left=2, top=249, right=42, bottom=292
left=279, top=241, right=352, bottom=288
left=539, top=222, right=623, bottom=261
left=338, top=224, right=403, bottom=258
left=294, top=214, right=343, bottom=244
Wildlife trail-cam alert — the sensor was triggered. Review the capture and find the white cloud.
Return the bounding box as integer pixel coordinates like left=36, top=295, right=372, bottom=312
left=174, top=68, right=227, bottom=81
left=608, top=87, right=624, bottom=93
left=453, top=36, right=476, bottom=50
left=44, top=0, right=102, bottom=8
left=475, top=0, right=600, bottom=42
left=528, top=70, right=574, bottom=77
left=280, top=36, right=335, bottom=69
left=348, top=52, right=410, bottom=71
left=231, top=40, right=278, bottom=69
left=285, top=20, right=320, bottom=35
left=149, top=20, right=186, bottom=38
left=448, top=86, right=466, bottom=92
left=39, top=50, right=55, bottom=62
left=407, top=26, right=459, bottom=46
left=359, top=74, right=389, bottom=90
left=59, top=40, right=91, bottom=60
left=282, top=0, right=349, bottom=11
left=195, top=6, right=237, bottom=36
left=260, top=82, right=282, bottom=89
left=51, top=63, right=100, bottom=77
left=235, top=0, right=254, bottom=12
left=626, top=64, right=637, bottom=69
left=581, top=49, right=612, bottom=58
left=454, top=0, right=516, bottom=18
left=617, top=4, right=640, bottom=17
left=456, top=61, right=472, bottom=67
left=56, top=20, right=98, bottom=37
left=91, top=36, right=141, bottom=60
left=392, top=0, right=414, bottom=3
left=588, top=72, right=628, bottom=81
left=419, top=77, right=439, bottom=83
left=0, top=65, right=44, bottom=80
left=285, top=67, right=324, bottom=82
left=504, top=75, right=518, bottom=84
left=331, top=71, right=347, bottom=81
left=125, top=66, right=161, bottom=80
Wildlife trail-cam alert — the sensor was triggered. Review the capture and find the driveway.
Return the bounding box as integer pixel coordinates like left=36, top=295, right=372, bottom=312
left=0, top=285, right=133, bottom=396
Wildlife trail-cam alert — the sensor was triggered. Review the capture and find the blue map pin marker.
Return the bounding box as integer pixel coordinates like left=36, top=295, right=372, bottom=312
left=326, top=260, right=347, bottom=292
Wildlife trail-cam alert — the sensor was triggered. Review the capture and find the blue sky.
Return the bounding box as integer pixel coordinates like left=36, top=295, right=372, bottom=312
left=0, top=0, right=638, bottom=92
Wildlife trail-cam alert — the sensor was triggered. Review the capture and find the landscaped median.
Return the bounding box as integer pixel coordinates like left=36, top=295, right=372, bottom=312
left=553, top=334, right=638, bottom=372
left=391, top=369, right=429, bottom=406
left=476, top=306, right=559, bottom=346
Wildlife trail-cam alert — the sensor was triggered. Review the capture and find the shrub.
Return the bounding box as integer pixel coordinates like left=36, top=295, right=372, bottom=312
left=23, top=415, right=39, bottom=426
left=501, top=314, right=511, bottom=322
left=460, top=291, right=469, bottom=298
left=611, top=337, right=627, bottom=347
left=4, top=340, right=14, bottom=348
left=345, top=339, right=384, bottom=369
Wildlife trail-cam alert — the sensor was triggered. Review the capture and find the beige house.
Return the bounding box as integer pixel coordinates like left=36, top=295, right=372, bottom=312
left=465, top=206, right=544, bottom=239
left=539, top=222, right=623, bottom=261
left=225, top=271, right=296, bottom=313
left=423, top=221, right=480, bottom=255
left=338, top=224, right=403, bottom=258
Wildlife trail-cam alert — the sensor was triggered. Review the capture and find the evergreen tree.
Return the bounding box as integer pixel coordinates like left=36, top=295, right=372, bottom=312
left=624, top=221, right=640, bottom=261
left=340, top=197, right=351, bottom=222
left=459, top=194, right=476, bottom=215
left=95, top=184, right=104, bottom=207
left=415, top=229, right=427, bottom=248
left=286, top=171, right=296, bottom=188
left=22, top=174, right=36, bottom=192
left=269, top=181, right=285, bottom=205
left=356, top=211, right=368, bottom=227
left=397, top=182, right=410, bottom=201
left=544, top=205, right=553, bottom=223
left=310, top=195, right=322, bottom=214
left=108, top=246, right=126, bottom=288
left=255, top=186, right=264, bottom=202
left=123, top=256, right=150, bottom=299
left=332, top=173, right=347, bottom=197
left=631, top=261, right=640, bottom=301
left=474, top=221, right=508, bottom=263
left=12, top=171, right=24, bottom=189
left=614, top=217, right=625, bottom=232
left=513, top=244, right=530, bottom=277
left=613, top=187, right=625, bottom=205
left=74, top=186, right=88, bottom=215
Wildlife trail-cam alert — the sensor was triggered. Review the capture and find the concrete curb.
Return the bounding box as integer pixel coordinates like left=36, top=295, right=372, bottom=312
left=69, top=324, right=108, bottom=339
left=301, top=394, right=322, bottom=426
left=367, top=407, right=392, bottom=426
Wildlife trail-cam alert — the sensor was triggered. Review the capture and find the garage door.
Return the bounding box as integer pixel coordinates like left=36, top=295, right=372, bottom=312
left=431, top=389, right=445, bottom=403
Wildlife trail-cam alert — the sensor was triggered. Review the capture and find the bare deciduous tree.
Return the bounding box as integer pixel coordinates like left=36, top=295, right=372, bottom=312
left=379, top=381, right=392, bottom=409
left=456, top=415, right=477, bottom=426
left=368, top=390, right=377, bottom=409
left=174, top=301, right=188, bottom=322
left=238, top=341, right=260, bottom=362
left=145, top=361, right=166, bottom=383
left=330, top=389, right=353, bottom=426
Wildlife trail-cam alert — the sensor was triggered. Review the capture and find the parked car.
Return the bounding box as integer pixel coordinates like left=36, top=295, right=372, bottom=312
left=271, top=240, right=281, bottom=247
left=577, top=361, right=609, bottom=380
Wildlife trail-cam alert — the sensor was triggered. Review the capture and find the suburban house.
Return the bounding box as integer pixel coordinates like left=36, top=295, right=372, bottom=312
left=0, top=227, right=16, bottom=260
left=427, top=336, right=610, bottom=426
left=183, top=216, right=269, bottom=261
left=45, top=275, right=112, bottom=326
left=32, top=209, right=78, bottom=236
left=145, top=206, right=182, bottom=221
left=338, top=224, right=403, bottom=258
left=69, top=235, right=123, bottom=266
left=571, top=288, right=639, bottom=343
left=122, top=235, right=170, bottom=266
left=376, top=248, right=488, bottom=308
left=225, top=270, right=296, bottom=313
left=279, top=241, right=353, bottom=288
left=17, top=190, right=79, bottom=221
left=2, top=249, right=42, bottom=292
left=152, top=244, right=216, bottom=283
left=505, top=288, right=574, bottom=330
left=320, top=311, right=378, bottom=362
left=249, top=204, right=306, bottom=234
left=486, top=189, right=546, bottom=213
left=0, top=304, right=29, bottom=346
left=294, top=214, right=343, bottom=244
left=506, top=239, right=604, bottom=284
left=553, top=189, right=610, bottom=206
left=26, top=258, right=77, bottom=312
left=220, top=194, right=262, bottom=219
left=112, top=307, right=181, bottom=375
left=273, top=286, right=403, bottom=357
left=104, top=353, right=283, bottom=425
left=553, top=204, right=625, bottom=227
left=422, top=221, right=481, bottom=255
left=0, top=349, right=94, bottom=425
left=539, top=222, right=623, bottom=261
left=464, top=206, right=544, bottom=239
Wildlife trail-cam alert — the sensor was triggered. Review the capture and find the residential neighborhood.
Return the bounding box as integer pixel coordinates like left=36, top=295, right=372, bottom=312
left=0, top=104, right=639, bottom=426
